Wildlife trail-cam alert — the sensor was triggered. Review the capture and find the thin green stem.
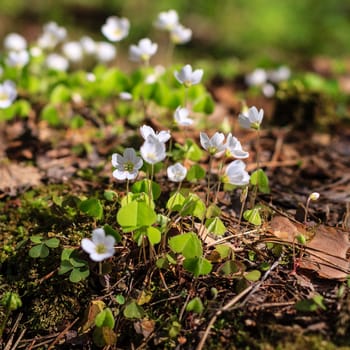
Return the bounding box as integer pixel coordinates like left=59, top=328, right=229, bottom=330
left=206, top=155, right=213, bottom=206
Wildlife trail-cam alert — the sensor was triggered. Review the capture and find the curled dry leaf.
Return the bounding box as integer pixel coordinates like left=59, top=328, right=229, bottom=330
left=270, top=216, right=350, bottom=280
left=134, top=318, right=155, bottom=338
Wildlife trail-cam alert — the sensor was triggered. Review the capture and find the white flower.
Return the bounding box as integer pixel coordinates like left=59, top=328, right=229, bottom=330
left=46, top=53, right=69, bottom=71
left=5, top=50, right=30, bottom=68
left=111, top=148, right=143, bottom=181
left=81, top=228, right=115, bottom=262
left=245, top=68, right=267, bottom=87
left=37, top=22, right=67, bottom=49
left=225, top=160, right=250, bottom=186
left=170, top=24, right=192, bottom=44
left=200, top=132, right=225, bottom=155
left=174, top=106, right=193, bottom=126
left=4, top=33, right=27, bottom=51
left=225, top=133, right=249, bottom=159
left=309, top=192, right=320, bottom=201
left=62, top=41, right=83, bottom=62
left=95, top=42, right=116, bottom=62
left=101, top=16, right=130, bottom=42
left=30, top=46, right=42, bottom=57
left=154, top=9, right=179, bottom=30
left=119, top=92, right=132, bottom=101
left=268, top=66, right=291, bottom=83
left=0, top=80, right=17, bottom=109
left=174, top=64, right=203, bottom=87
left=262, top=83, right=275, bottom=98
left=140, top=125, right=171, bottom=143
left=140, top=135, right=166, bottom=164
left=167, top=163, right=187, bottom=182
left=145, top=65, right=165, bottom=84
left=80, top=36, right=96, bottom=55
left=238, top=106, right=264, bottom=130
left=129, top=38, right=158, bottom=63
left=86, top=73, right=96, bottom=82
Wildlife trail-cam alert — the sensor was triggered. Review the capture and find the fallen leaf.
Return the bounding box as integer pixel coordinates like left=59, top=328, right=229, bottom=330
left=270, top=216, right=350, bottom=280
left=134, top=318, right=155, bottom=338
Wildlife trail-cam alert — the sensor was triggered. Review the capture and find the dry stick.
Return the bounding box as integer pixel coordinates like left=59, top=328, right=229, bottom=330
left=47, top=317, right=79, bottom=350
left=196, top=257, right=281, bottom=350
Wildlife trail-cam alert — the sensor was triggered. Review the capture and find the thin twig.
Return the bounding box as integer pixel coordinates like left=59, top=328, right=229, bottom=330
left=47, top=317, right=79, bottom=350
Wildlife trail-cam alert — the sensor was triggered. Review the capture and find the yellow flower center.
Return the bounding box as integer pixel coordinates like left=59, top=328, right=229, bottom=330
left=95, top=244, right=107, bottom=254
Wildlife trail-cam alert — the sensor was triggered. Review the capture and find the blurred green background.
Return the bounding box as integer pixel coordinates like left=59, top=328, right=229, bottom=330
left=1, top=0, right=350, bottom=63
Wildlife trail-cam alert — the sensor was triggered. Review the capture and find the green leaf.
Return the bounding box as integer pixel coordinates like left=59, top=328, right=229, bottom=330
left=58, top=260, right=73, bottom=275
left=30, top=235, right=43, bottom=244
left=250, top=169, right=270, bottom=194
left=186, top=164, right=206, bottom=182
left=104, top=224, right=122, bottom=243
left=95, top=308, right=115, bottom=329
left=115, top=295, right=125, bottom=305
left=186, top=297, right=204, bottom=314
left=192, top=94, right=215, bottom=114
left=117, top=201, right=157, bottom=232
left=132, top=179, right=161, bottom=200
left=183, top=257, right=212, bottom=277
left=184, top=139, right=203, bottom=161
left=244, top=270, right=261, bottom=281
left=218, top=260, right=241, bottom=276
left=69, top=267, right=89, bottom=283
left=123, top=300, right=144, bottom=319
left=50, top=84, right=71, bottom=103
left=146, top=226, right=161, bottom=245
left=79, top=198, right=103, bottom=220
left=243, top=208, right=262, bottom=225
left=215, top=244, right=232, bottom=259
left=166, top=192, right=185, bottom=211
left=205, top=217, right=226, bottom=236
left=205, top=204, right=221, bottom=218
left=40, top=104, right=61, bottom=126
left=29, top=244, right=49, bottom=258
left=104, top=190, right=118, bottom=201
left=44, top=237, right=60, bottom=248
left=169, top=232, right=202, bottom=258
left=181, top=194, right=206, bottom=220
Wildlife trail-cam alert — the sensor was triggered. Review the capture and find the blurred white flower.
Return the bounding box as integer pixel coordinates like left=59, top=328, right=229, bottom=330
left=30, top=46, right=43, bottom=57
left=245, top=68, right=267, bottom=86
left=225, top=133, right=249, bottom=159
left=174, top=64, right=203, bottom=87
left=174, top=106, right=193, bottom=126
left=95, top=42, right=116, bottom=62
left=86, top=72, right=96, bottom=82
left=62, top=41, right=83, bottom=62
left=268, top=66, right=291, bottom=83
left=238, top=106, right=264, bottom=130
left=140, top=125, right=171, bottom=143
left=167, top=163, right=187, bottom=182
left=46, top=53, right=69, bottom=71
left=140, top=135, right=166, bottom=164
left=111, top=148, right=143, bottom=181
left=119, top=91, right=133, bottom=100
left=154, top=9, right=179, bottom=31
left=101, top=16, right=130, bottom=42
left=5, top=50, right=29, bottom=68
left=262, top=83, right=275, bottom=98
left=309, top=192, right=320, bottom=201
left=37, top=22, right=67, bottom=49
left=81, top=228, right=115, bottom=262
left=4, top=33, right=27, bottom=51
left=170, top=24, right=192, bottom=44
left=80, top=36, right=96, bottom=55
left=145, top=65, right=165, bottom=84
left=225, top=160, right=250, bottom=186
left=129, top=38, right=158, bottom=64
left=0, top=80, right=17, bottom=108
left=200, top=132, right=225, bottom=155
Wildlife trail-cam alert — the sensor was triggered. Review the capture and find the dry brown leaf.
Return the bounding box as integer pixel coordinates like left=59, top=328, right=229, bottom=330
left=270, top=216, right=350, bottom=280
left=0, top=161, right=42, bottom=195
left=134, top=318, right=155, bottom=338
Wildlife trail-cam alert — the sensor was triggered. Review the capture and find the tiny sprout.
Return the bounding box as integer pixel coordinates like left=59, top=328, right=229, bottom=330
left=1, top=291, right=22, bottom=311
left=304, top=192, right=320, bottom=222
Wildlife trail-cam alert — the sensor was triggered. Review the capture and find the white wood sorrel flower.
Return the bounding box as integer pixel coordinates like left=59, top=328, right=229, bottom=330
left=129, top=38, right=158, bottom=64
left=81, top=228, right=115, bottom=262
left=37, top=22, right=67, bottom=49
left=4, top=33, right=27, bottom=51
left=238, top=106, right=264, bottom=130
left=225, top=133, right=249, bottom=159
left=101, top=16, right=130, bottom=42
left=170, top=24, right=192, bottom=44
left=200, top=132, right=225, bottom=156
left=154, top=9, right=179, bottom=31
left=167, top=163, right=187, bottom=182
left=0, top=80, right=17, bottom=108
left=140, top=135, right=166, bottom=165
left=174, top=64, right=203, bottom=87
left=140, top=125, right=171, bottom=143
left=225, top=160, right=250, bottom=186
left=174, top=106, right=193, bottom=126
left=45, top=53, right=69, bottom=71
left=111, top=148, right=143, bottom=181
left=95, top=42, right=116, bottom=63
left=5, top=50, right=30, bottom=68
